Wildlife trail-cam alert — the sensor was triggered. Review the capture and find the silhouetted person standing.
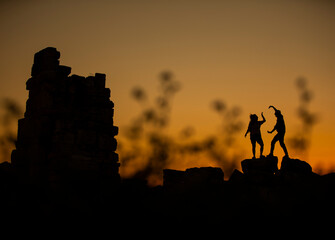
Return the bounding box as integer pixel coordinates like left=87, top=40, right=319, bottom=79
left=267, top=105, right=289, bottom=157
left=245, top=112, right=266, bottom=159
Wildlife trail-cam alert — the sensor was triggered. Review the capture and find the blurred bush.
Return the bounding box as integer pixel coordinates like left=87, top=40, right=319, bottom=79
left=0, top=98, right=23, bottom=163
left=288, top=77, right=319, bottom=158
left=118, top=72, right=244, bottom=185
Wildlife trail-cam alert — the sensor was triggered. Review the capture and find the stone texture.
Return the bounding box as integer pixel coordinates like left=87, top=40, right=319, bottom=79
left=11, top=47, right=120, bottom=201
left=278, top=156, right=315, bottom=183
left=241, top=156, right=278, bottom=185
left=241, top=156, right=278, bottom=175
left=280, top=156, right=312, bottom=175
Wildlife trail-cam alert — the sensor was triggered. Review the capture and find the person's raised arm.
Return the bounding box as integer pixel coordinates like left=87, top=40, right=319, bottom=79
left=269, top=105, right=278, bottom=111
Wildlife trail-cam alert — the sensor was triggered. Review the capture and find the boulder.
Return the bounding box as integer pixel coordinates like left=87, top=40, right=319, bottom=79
left=241, top=156, right=278, bottom=175
left=280, top=156, right=312, bottom=175
left=185, top=167, right=224, bottom=186
left=241, top=156, right=278, bottom=185
left=278, top=156, right=315, bottom=183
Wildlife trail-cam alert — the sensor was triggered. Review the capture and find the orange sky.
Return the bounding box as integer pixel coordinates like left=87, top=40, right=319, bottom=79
left=1, top=0, right=335, bottom=173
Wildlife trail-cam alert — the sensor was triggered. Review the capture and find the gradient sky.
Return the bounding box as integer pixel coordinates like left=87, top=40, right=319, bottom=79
left=1, top=0, right=335, bottom=172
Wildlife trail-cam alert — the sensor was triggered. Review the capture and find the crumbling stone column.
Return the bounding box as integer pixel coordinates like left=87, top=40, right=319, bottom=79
left=11, top=47, right=120, bottom=202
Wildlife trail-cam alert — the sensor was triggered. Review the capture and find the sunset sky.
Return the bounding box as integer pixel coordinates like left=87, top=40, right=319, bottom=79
left=1, top=0, right=335, bottom=173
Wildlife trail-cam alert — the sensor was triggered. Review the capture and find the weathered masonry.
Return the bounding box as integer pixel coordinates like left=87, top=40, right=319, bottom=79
left=11, top=47, right=120, bottom=201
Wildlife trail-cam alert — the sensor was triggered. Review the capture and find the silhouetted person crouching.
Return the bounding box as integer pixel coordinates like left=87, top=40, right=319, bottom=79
left=267, top=105, right=289, bottom=157
left=245, top=112, right=266, bottom=159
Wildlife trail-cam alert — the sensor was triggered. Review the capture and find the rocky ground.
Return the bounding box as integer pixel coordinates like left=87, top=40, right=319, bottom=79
left=1, top=155, right=334, bottom=222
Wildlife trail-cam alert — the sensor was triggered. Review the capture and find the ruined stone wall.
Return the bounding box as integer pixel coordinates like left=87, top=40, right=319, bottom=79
left=11, top=47, right=120, bottom=197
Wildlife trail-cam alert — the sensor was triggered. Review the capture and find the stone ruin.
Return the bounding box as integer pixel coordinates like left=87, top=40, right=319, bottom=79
left=11, top=47, right=120, bottom=204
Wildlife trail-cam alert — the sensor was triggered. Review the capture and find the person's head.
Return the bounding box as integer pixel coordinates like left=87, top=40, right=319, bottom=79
left=275, top=110, right=282, bottom=118
left=250, top=114, right=258, bottom=122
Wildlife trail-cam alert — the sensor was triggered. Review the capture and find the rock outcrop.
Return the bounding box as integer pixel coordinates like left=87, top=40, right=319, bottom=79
left=240, top=156, right=278, bottom=184
left=280, top=156, right=312, bottom=175
left=241, top=156, right=278, bottom=175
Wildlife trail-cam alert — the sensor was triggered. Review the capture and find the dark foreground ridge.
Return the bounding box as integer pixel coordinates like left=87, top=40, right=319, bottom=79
left=2, top=155, right=335, bottom=221
left=162, top=156, right=335, bottom=219
left=0, top=48, right=334, bottom=222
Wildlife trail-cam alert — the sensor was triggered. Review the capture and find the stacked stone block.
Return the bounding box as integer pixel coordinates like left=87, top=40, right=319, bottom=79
left=11, top=47, right=120, bottom=199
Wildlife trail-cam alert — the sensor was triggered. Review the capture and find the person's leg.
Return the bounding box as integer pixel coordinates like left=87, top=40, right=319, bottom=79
left=251, top=139, right=256, bottom=159
left=279, top=134, right=289, bottom=157
left=258, top=137, right=264, bottom=157
left=269, top=134, right=279, bottom=156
